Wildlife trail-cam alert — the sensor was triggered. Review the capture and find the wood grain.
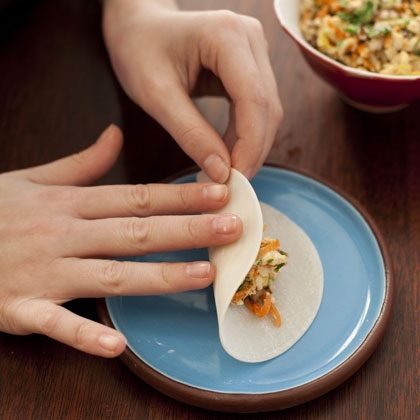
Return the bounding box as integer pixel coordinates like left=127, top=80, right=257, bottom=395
left=0, top=0, right=418, bottom=419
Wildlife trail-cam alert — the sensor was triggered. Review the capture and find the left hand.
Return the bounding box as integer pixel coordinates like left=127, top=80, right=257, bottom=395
left=102, top=0, right=283, bottom=182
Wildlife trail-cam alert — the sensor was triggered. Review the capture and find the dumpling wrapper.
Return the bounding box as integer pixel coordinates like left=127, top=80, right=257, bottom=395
left=197, top=169, right=323, bottom=363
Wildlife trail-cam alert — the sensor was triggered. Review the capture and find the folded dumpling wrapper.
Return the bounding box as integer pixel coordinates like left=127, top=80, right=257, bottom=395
left=197, top=169, right=323, bottom=363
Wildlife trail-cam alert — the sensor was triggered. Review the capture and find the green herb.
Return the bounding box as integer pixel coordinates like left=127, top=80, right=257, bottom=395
left=345, top=24, right=360, bottom=35
left=401, top=19, right=410, bottom=29
left=365, top=25, right=391, bottom=38
left=274, top=263, right=286, bottom=272
left=237, top=281, right=247, bottom=291
left=267, top=258, right=273, bottom=264
left=279, top=250, right=288, bottom=256
left=339, top=0, right=374, bottom=25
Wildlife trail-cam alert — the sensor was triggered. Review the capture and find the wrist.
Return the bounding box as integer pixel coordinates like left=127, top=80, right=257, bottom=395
left=102, top=0, right=179, bottom=40
left=102, top=0, right=178, bottom=15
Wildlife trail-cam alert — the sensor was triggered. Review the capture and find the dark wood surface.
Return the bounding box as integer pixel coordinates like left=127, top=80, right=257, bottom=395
left=0, top=0, right=418, bottom=418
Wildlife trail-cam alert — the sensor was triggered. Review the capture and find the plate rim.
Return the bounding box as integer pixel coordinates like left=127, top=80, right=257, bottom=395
left=96, top=163, right=393, bottom=413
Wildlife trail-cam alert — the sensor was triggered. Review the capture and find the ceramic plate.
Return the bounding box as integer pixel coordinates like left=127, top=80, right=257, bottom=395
left=97, top=165, right=392, bottom=412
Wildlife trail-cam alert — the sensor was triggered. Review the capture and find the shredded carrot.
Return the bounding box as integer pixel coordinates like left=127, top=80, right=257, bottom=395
left=258, top=239, right=280, bottom=258
left=317, top=5, right=328, bottom=18
left=357, top=43, right=368, bottom=58
left=269, top=303, right=282, bottom=328
left=232, top=290, right=248, bottom=303
left=330, top=1, right=342, bottom=13
left=244, top=293, right=272, bottom=318
left=384, top=35, right=392, bottom=49
left=254, top=293, right=272, bottom=317
left=334, top=27, right=346, bottom=41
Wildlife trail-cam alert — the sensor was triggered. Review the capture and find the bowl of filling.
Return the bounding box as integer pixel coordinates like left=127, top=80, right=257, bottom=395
left=274, top=0, right=420, bottom=112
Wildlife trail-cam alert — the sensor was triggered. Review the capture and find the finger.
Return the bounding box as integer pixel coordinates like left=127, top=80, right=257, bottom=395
left=143, top=78, right=231, bottom=184
left=200, top=31, right=269, bottom=178
left=72, top=182, right=228, bottom=219
left=241, top=18, right=283, bottom=174
left=16, top=300, right=126, bottom=357
left=68, top=214, right=242, bottom=257
left=55, top=258, right=216, bottom=297
left=26, top=125, right=123, bottom=186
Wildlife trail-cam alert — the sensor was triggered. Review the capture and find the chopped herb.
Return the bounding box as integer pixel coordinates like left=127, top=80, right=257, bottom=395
left=401, top=19, right=410, bottom=29
left=339, top=0, right=374, bottom=25
left=365, top=25, right=391, bottom=38
left=274, top=263, right=286, bottom=272
left=279, top=250, right=288, bottom=256
left=345, top=24, right=360, bottom=35
left=267, top=258, right=273, bottom=264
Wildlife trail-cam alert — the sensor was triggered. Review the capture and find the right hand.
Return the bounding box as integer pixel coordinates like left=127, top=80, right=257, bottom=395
left=103, top=0, right=283, bottom=182
left=0, top=125, right=242, bottom=357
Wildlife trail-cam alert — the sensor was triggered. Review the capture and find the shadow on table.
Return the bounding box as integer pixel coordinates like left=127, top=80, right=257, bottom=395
left=118, top=92, right=194, bottom=185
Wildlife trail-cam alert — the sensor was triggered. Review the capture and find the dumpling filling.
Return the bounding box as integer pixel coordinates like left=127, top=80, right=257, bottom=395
left=231, top=237, right=288, bottom=327
left=299, top=0, right=420, bottom=75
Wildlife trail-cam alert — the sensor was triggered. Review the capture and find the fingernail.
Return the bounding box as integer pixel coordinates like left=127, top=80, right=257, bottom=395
left=203, top=154, right=230, bottom=183
left=99, top=334, right=120, bottom=351
left=212, top=214, right=239, bottom=234
left=186, top=262, right=211, bottom=278
left=203, top=184, right=228, bottom=201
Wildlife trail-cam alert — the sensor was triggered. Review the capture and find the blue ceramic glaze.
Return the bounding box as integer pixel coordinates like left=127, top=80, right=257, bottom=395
left=106, top=167, right=386, bottom=394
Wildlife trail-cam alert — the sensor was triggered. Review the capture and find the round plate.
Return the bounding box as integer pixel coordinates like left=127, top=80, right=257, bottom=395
left=97, top=165, right=393, bottom=412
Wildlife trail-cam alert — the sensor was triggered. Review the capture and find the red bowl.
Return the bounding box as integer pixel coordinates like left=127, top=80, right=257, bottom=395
left=273, top=0, right=420, bottom=113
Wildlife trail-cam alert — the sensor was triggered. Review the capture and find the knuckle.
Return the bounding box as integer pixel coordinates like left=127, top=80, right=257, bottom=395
left=249, top=86, right=269, bottom=109
left=122, top=217, right=150, bottom=251
left=177, top=184, right=192, bottom=212
left=244, top=16, right=264, bottom=33
left=39, top=307, right=59, bottom=335
left=159, top=263, right=172, bottom=289
left=0, top=299, right=30, bottom=335
left=36, top=186, right=67, bottom=204
left=74, top=322, right=90, bottom=347
left=142, top=76, right=171, bottom=99
left=127, top=184, right=151, bottom=215
left=37, top=187, right=80, bottom=215
left=182, top=217, right=200, bottom=247
left=101, top=260, right=126, bottom=292
left=174, top=125, right=203, bottom=150
left=273, top=100, right=284, bottom=124
left=216, top=10, right=243, bottom=32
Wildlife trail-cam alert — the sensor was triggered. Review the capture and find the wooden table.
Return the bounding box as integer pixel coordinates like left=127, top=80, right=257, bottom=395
left=0, top=0, right=418, bottom=418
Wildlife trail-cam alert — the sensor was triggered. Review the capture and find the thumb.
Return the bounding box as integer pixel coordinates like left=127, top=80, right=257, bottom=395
left=145, top=84, right=231, bottom=183
left=26, top=125, right=123, bottom=186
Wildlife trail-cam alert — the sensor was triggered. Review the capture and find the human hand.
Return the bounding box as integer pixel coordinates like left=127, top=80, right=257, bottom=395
left=102, top=0, right=283, bottom=182
left=0, top=125, right=242, bottom=357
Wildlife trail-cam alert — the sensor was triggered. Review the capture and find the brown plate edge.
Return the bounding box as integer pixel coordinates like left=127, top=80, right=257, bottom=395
left=96, top=163, right=393, bottom=413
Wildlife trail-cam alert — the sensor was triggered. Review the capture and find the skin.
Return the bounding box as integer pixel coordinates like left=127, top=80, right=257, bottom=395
left=0, top=125, right=242, bottom=357
left=102, top=0, right=283, bottom=181
left=1, top=0, right=282, bottom=357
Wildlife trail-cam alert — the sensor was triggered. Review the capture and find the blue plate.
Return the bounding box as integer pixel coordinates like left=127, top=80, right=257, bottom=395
left=104, top=166, right=390, bottom=398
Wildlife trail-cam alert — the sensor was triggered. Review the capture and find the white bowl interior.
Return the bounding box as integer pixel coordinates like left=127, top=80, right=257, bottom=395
left=273, top=0, right=420, bottom=81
